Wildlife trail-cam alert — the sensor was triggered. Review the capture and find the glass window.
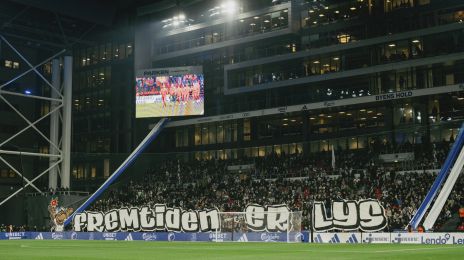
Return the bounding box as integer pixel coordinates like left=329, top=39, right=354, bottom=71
left=4, top=60, right=12, bottom=68
left=243, top=119, right=251, bottom=141
left=217, top=124, right=224, bottom=143
left=209, top=123, right=217, bottom=144
left=202, top=125, right=209, bottom=145
left=195, top=126, right=201, bottom=145
left=349, top=137, right=358, bottom=150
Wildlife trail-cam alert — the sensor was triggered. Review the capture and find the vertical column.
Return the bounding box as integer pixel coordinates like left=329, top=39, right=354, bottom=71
left=61, top=56, right=73, bottom=188
left=48, top=59, right=60, bottom=189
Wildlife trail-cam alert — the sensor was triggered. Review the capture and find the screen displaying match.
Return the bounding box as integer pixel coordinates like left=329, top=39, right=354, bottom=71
left=135, top=66, right=204, bottom=118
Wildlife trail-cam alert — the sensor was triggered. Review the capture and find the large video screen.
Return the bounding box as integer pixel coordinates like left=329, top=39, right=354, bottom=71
left=135, top=66, right=204, bottom=118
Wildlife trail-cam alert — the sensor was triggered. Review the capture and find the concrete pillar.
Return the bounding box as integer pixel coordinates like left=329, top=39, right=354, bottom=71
left=48, top=58, right=60, bottom=189
left=61, top=56, right=72, bottom=188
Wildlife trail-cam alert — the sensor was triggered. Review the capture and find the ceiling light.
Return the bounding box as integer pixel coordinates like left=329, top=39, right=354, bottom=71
left=412, top=39, right=420, bottom=43
left=350, top=7, right=356, bottom=10
left=388, top=43, right=396, bottom=47
left=313, top=60, right=320, bottom=64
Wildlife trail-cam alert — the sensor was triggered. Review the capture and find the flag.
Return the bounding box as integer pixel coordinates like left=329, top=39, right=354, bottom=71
left=331, top=145, right=336, bottom=169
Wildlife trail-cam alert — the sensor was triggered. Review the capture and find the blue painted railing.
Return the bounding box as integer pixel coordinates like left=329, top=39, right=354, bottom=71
left=409, top=122, right=464, bottom=229
left=64, top=118, right=168, bottom=226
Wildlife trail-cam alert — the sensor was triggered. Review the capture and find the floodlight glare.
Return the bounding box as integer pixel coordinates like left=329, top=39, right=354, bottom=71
left=221, top=1, right=237, bottom=14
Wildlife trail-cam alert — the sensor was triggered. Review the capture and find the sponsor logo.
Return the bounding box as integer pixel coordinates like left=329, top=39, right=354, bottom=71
left=346, top=234, right=359, bottom=243
left=35, top=233, right=44, bottom=240
left=392, top=233, right=419, bottom=244
left=51, top=232, right=63, bottom=240
left=70, top=232, right=78, bottom=240
left=209, top=232, right=226, bottom=242
left=237, top=234, right=248, bottom=242
left=375, top=91, right=413, bottom=101
left=260, top=233, right=280, bottom=242
left=314, top=234, right=323, bottom=243
left=142, top=233, right=157, bottom=241
left=5, top=232, right=25, bottom=240
left=124, top=233, right=133, bottom=241
left=294, top=232, right=304, bottom=242
left=103, top=232, right=117, bottom=240
left=362, top=233, right=389, bottom=243
left=168, top=232, right=175, bottom=242
left=421, top=233, right=451, bottom=244
left=329, top=234, right=341, bottom=243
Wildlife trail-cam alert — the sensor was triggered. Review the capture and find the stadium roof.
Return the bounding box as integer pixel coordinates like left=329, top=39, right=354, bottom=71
left=0, top=0, right=164, bottom=51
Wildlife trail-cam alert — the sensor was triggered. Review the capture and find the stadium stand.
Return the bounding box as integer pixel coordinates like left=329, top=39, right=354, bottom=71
left=87, top=145, right=464, bottom=232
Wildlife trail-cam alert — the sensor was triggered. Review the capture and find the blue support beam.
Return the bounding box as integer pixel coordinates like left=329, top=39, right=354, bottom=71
left=64, top=118, right=169, bottom=226
left=409, top=122, right=464, bottom=229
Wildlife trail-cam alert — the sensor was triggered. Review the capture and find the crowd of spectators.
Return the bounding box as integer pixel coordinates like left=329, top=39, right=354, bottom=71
left=2, top=140, right=461, bottom=232
left=91, top=147, right=464, bottom=232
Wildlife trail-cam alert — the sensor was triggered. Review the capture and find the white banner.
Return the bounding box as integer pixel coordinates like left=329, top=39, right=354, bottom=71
left=312, top=199, right=387, bottom=232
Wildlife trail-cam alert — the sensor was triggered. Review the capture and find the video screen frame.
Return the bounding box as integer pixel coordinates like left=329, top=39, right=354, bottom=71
left=135, top=66, right=204, bottom=118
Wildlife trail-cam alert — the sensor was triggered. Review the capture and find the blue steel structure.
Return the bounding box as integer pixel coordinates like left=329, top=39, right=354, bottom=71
left=409, top=122, right=464, bottom=229
left=63, top=118, right=169, bottom=226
